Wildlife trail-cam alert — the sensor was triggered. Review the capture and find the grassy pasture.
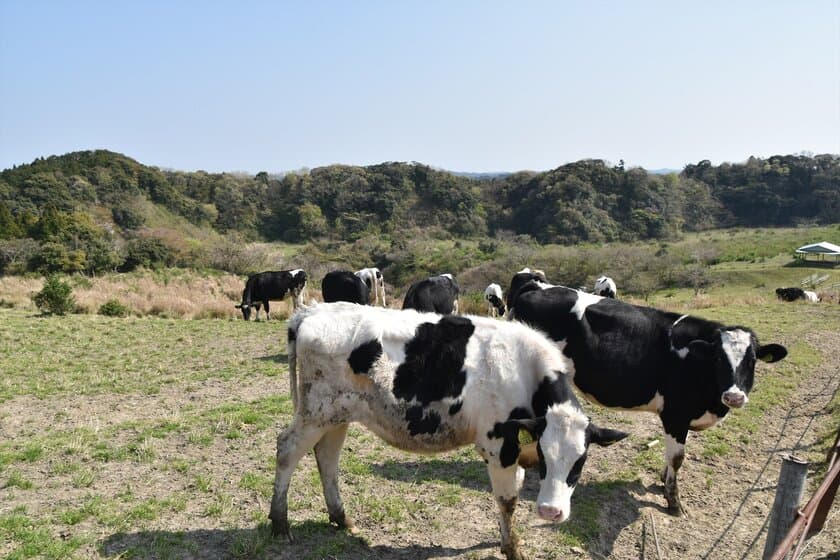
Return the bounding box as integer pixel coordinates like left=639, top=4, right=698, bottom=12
left=1, top=230, right=839, bottom=559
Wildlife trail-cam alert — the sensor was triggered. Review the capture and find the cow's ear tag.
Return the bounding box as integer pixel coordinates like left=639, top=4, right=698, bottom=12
left=518, top=428, right=535, bottom=445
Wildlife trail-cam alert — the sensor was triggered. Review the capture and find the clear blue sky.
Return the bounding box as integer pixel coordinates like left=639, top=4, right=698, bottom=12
left=1, top=1, right=838, bottom=174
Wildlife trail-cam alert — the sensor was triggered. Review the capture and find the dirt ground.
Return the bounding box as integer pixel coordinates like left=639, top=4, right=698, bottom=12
left=2, top=329, right=839, bottom=560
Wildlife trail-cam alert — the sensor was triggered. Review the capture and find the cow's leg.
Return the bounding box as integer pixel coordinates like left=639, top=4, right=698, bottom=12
left=314, top=423, right=355, bottom=532
left=263, top=300, right=270, bottom=320
left=659, top=419, right=688, bottom=517
left=254, top=303, right=262, bottom=321
left=269, top=418, right=328, bottom=540
left=488, top=464, right=527, bottom=560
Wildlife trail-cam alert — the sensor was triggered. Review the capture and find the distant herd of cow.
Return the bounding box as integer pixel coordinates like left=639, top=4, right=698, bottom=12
left=236, top=266, right=792, bottom=559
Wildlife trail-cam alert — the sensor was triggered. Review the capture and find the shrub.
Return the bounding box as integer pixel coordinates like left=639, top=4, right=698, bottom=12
left=31, top=275, right=76, bottom=315
left=99, top=299, right=129, bottom=317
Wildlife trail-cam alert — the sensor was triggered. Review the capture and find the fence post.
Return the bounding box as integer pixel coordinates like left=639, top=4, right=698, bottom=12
left=763, top=455, right=809, bottom=560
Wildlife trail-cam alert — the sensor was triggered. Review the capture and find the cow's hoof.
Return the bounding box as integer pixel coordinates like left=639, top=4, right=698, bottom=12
left=666, top=501, right=687, bottom=517
left=270, top=516, right=293, bottom=541
left=329, top=511, right=356, bottom=532
left=501, top=545, right=528, bottom=560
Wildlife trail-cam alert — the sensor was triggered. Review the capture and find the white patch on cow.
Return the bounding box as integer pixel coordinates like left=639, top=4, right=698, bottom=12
left=485, top=283, right=503, bottom=300
left=721, top=329, right=751, bottom=374
left=551, top=339, right=576, bottom=377
left=440, top=273, right=454, bottom=280
left=289, top=269, right=303, bottom=277
left=638, top=391, right=664, bottom=412
left=593, top=276, right=617, bottom=297
left=804, top=290, right=818, bottom=302
left=689, top=410, right=721, bottom=430
left=569, top=291, right=604, bottom=320
left=535, top=401, right=588, bottom=522
left=355, top=267, right=386, bottom=306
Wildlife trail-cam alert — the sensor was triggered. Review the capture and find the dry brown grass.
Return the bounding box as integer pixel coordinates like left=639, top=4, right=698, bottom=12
left=0, top=271, right=267, bottom=320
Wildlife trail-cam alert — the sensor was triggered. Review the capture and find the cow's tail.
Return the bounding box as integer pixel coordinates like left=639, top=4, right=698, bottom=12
left=288, top=335, right=298, bottom=411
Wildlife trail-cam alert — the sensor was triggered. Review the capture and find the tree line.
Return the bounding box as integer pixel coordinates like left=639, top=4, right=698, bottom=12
left=0, top=150, right=837, bottom=276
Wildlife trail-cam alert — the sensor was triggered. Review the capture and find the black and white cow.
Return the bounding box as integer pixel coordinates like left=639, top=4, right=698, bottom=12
left=402, top=274, right=460, bottom=314
left=321, top=270, right=370, bottom=304
left=506, top=268, right=549, bottom=314
left=235, top=269, right=307, bottom=320
left=593, top=275, right=617, bottom=299
left=355, top=267, right=387, bottom=306
left=484, top=283, right=506, bottom=317
left=511, top=286, right=787, bottom=515
left=775, top=287, right=818, bottom=302
left=271, top=303, right=628, bottom=560
left=775, top=287, right=806, bottom=302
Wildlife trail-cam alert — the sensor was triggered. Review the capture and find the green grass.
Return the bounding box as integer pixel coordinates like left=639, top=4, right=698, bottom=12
left=0, top=231, right=838, bottom=559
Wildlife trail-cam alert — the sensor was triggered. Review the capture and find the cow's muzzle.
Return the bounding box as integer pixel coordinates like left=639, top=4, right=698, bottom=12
left=537, top=504, right=567, bottom=523
left=722, top=390, right=747, bottom=408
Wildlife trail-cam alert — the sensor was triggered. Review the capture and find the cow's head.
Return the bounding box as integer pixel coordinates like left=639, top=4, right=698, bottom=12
left=235, top=302, right=252, bottom=320
left=687, top=328, right=787, bottom=408
left=503, top=404, right=628, bottom=523
left=288, top=270, right=307, bottom=308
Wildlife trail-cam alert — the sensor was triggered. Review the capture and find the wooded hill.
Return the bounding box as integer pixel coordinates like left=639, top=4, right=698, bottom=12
left=0, top=150, right=837, bottom=275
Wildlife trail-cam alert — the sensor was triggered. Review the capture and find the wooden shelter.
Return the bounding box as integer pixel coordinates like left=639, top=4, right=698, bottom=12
left=794, top=241, right=840, bottom=264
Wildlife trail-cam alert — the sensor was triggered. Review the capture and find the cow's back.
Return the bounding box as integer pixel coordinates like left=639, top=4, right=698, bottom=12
left=513, top=286, right=675, bottom=409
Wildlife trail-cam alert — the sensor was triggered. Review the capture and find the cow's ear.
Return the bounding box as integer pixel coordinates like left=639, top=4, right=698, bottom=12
left=687, top=339, right=715, bottom=361
left=504, top=417, right=547, bottom=441
left=587, top=424, right=629, bottom=447
left=757, top=343, right=787, bottom=363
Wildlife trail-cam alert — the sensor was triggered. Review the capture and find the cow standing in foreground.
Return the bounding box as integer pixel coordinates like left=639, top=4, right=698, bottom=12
left=235, top=269, right=307, bottom=320
left=355, top=267, right=387, bottom=306
left=402, top=273, right=460, bottom=314
left=270, top=303, right=628, bottom=560
left=321, top=270, right=370, bottom=304
left=484, top=283, right=506, bottom=317
left=511, top=286, right=787, bottom=515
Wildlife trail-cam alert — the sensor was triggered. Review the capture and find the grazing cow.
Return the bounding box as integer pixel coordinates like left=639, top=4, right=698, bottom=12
left=321, top=270, right=370, bottom=304
left=270, top=303, right=628, bottom=560
left=402, top=274, right=460, bottom=314
left=511, top=286, right=787, bottom=515
left=593, top=275, right=617, bottom=299
left=235, top=269, right=307, bottom=320
left=355, top=267, right=387, bottom=306
left=506, top=268, right=550, bottom=314
left=484, top=283, right=506, bottom=317
left=775, top=287, right=807, bottom=302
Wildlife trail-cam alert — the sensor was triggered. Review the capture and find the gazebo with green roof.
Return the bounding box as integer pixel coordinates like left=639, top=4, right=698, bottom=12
left=794, top=241, right=840, bottom=264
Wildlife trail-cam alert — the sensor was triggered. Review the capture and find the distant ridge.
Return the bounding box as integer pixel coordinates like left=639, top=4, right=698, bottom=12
left=449, top=171, right=515, bottom=180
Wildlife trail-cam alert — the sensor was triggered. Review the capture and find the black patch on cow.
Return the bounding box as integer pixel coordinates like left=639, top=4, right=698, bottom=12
left=449, top=401, right=463, bottom=415
left=392, top=316, right=473, bottom=405
left=348, top=339, right=383, bottom=374
left=531, top=374, right=574, bottom=416
left=537, top=442, right=547, bottom=479
left=405, top=405, right=442, bottom=435
left=488, top=407, right=534, bottom=468
left=287, top=327, right=296, bottom=342
left=566, top=452, right=586, bottom=486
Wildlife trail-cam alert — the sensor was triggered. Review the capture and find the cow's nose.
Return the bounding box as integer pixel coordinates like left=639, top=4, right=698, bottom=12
left=537, top=504, right=566, bottom=523
left=723, top=392, right=747, bottom=408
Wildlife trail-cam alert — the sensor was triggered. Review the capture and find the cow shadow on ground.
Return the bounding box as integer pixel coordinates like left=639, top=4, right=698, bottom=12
left=373, top=458, right=665, bottom=558
left=100, top=522, right=499, bottom=560
left=256, top=352, right=288, bottom=364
